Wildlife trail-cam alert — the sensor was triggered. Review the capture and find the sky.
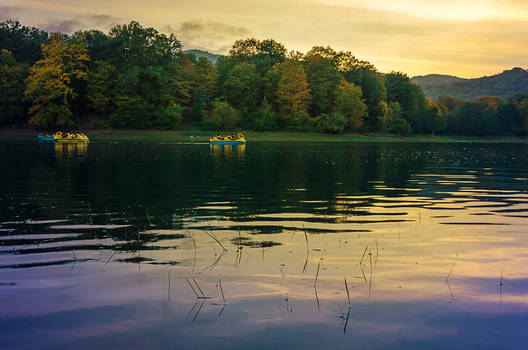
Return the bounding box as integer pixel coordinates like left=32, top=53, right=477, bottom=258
left=1, top=0, right=527, bottom=78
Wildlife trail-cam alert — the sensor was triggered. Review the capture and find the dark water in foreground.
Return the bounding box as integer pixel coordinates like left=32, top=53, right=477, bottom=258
left=1, top=141, right=528, bottom=349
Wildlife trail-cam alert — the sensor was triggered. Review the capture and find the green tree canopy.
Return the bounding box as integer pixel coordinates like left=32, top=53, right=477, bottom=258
left=223, top=62, right=261, bottom=113
left=0, top=20, right=48, bottom=63
left=229, top=38, right=287, bottom=75
left=303, top=53, right=342, bottom=116
left=264, top=60, right=311, bottom=129
left=0, top=49, right=29, bottom=126
left=334, top=80, right=367, bottom=131
left=108, top=21, right=182, bottom=68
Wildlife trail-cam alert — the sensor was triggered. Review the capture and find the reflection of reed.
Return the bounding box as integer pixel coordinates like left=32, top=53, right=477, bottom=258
left=184, top=277, right=210, bottom=299
left=499, top=268, right=504, bottom=305
left=314, top=285, right=320, bottom=311
left=185, top=299, right=206, bottom=321
left=168, top=271, right=171, bottom=302
left=445, top=254, right=458, bottom=303
left=313, top=259, right=322, bottom=310
left=302, top=227, right=310, bottom=275
left=338, top=303, right=352, bottom=334
left=201, top=249, right=226, bottom=273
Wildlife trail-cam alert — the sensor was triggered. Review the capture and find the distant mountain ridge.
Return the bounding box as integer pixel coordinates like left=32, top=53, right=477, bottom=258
left=183, top=49, right=223, bottom=64
left=412, top=67, right=528, bottom=101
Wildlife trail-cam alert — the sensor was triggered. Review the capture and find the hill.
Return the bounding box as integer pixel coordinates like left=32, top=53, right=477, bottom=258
left=183, top=49, right=223, bottom=64
left=412, top=67, right=528, bottom=101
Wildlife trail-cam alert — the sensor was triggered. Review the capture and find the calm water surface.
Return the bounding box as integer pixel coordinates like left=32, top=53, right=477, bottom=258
left=1, top=141, right=528, bottom=349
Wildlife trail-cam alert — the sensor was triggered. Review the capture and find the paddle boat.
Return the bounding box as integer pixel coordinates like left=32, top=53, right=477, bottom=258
left=209, top=133, right=246, bottom=145
left=53, top=132, right=89, bottom=143
left=38, top=134, right=55, bottom=142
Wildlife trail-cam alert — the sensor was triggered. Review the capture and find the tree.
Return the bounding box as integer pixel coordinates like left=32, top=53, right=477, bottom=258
left=203, top=100, right=240, bottom=130
left=381, top=101, right=411, bottom=135
left=70, top=30, right=114, bottom=63
left=505, top=94, right=528, bottom=135
left=189, top=56, right=216, bottom=123
left=303, top=53, right=342, bottom=116
left=229, top=38, right=286, bottom=75
left=335, top=51, right=376, bottom=74
left=223, top=62, right=261, bottom=113
left=252, top=103, right=278, bottom=131
left=305, top=46, right=338, bottom=62
left=447, top=99, right=502, bottom=135
left=437, top=96, right=462, bottom=112
left=24, top=34, right=89, bottom=129
left=497, top=102, right=521, bottom=135
left=385, top=72, right=434, bottom=132
left=0, top=20, right=48, bottom=63
left=422, top=98, right=448, bottom=134
left=110, top=62, right=188, bottom=129
left=107, top=21, right=182, bottom=69
left=312, top=112, right=347, bottom=134
left=254, top=39, right=287, bottom=74
left=355, top=71, right=387, bottom=130
left=265, top=61, right=311, bottom=129
left=86, top=61, right=118, bottom=118
left=0, top=49, right=29, bottom=126
left=334, top=80, right=367, bottom=131
left=229, top=38, right=260, bottom=60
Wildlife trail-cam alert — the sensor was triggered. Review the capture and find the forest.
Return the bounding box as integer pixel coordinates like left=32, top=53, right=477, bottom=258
left=1, top=19, right=527, bottom=136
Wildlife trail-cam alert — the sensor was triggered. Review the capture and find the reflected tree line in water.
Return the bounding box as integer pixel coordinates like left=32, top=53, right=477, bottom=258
left=2, top=143, right=527, bottom=231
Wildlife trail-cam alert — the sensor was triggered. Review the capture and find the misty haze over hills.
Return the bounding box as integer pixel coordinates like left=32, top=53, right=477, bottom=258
left=183, top=49, right=223, bottom=64
left=411, top=67, right=528, bottom=101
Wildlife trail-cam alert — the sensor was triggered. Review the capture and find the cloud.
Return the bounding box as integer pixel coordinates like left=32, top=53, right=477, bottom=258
left=40, top=19, right=83, bottom=33
left=85, top=14, right=121, bottom=27
left=38, top=14, right=122, bottom=34
left=164, top=20, right=249, bottom=53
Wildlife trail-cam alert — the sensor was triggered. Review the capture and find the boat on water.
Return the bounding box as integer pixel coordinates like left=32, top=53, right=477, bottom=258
left=209, top=133, right=246, bottom=145
left=37, top=134, right=55, bottom=142
left=52, top=132, right=89, bottom=143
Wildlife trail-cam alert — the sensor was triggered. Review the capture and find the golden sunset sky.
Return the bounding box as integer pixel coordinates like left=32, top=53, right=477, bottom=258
left=2, top=0, right=527, bottom=77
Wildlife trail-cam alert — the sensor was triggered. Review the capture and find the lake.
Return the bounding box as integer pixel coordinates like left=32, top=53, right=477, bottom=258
left=1, top=141, right=528, bottom=349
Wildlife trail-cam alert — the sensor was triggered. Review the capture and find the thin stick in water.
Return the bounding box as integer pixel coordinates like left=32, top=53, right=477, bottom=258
left=304, top=227, right=309, bottom=252
left=203, top=230, right=227, bottom=251
left=193, top=277, right=206, bottom=298
left=184, top=277, right=200, bottom=298
left=314, top=260, right=321, bottom=287
left=168, top=271, right=171, bottom=302
left=345, top=276, right=351, bottom=306
left=219, top=279, right=226, bottom=304
left=446, top=253, right=458, bottom=281
left=360, top=246, right=368, bottom=266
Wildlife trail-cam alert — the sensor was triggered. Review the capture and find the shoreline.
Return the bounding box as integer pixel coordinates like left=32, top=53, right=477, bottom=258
left=0, top=129, right=526, bottom=143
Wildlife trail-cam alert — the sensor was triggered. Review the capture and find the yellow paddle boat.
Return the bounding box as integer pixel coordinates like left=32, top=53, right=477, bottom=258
left=53, top=132, right=89, bottom=143
left=209, top=133, right=246, bottom=145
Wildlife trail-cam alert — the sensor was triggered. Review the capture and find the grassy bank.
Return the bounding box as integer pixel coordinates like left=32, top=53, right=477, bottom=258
left=0, top=129, right=526, bottom=143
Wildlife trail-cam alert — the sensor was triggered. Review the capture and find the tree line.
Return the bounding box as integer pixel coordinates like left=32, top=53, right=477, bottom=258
left=1, top=19, right=527, bottom=135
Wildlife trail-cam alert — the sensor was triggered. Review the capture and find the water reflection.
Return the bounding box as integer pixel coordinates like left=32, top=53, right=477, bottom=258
left=1, top=142, right=528, bottom=349
left=54, top=142, right=88, bottom=158
left=210, top=143, right=245, bottom=158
